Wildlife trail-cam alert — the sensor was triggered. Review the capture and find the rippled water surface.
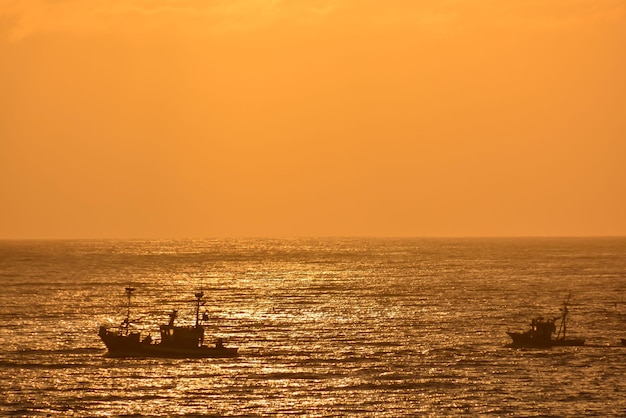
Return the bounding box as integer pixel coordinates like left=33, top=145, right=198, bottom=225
left=1, top=238, right=625, bottom=416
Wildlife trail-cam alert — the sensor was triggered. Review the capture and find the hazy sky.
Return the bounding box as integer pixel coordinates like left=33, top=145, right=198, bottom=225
left=1, top=0, right=625, bottom=239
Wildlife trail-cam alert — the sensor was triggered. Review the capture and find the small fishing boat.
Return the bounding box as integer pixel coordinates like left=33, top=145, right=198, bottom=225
left=507, top=293, right=585, bottom=347
left=98, top=287, right=238, bottom=358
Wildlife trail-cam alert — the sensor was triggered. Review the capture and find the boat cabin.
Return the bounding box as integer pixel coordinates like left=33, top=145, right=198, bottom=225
left=159, top=309, right=204, bottom=348
left=529, top=317, right=557, bottom=341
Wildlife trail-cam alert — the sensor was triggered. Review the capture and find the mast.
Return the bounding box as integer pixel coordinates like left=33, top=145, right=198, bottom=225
left=194, top=290, right=204, bottom=328
left=123, top=286, right=135, bottom=335
left=556, top=291, right=571, bottom=340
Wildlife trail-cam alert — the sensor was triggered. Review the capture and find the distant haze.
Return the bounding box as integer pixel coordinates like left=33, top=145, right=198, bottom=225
left=1, top=1, right=625, bottom=238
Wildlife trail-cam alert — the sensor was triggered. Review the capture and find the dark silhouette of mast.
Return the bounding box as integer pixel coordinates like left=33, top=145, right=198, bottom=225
left=194, top=290, right=204, bottom=328
left=556, top=291, right=571, bottom=340
left=123, top=286, right=135, bottom=334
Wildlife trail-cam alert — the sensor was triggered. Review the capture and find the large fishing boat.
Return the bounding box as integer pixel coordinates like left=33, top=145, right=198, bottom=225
left=98, top=287, right=238, bottom=358
left=507, top=293, right=585, bottom=347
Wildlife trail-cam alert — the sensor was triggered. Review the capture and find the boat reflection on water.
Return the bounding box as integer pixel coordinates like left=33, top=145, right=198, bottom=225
left=98, top=287, right=238, bottom=358
left=507, top=293, right=585, bottom=347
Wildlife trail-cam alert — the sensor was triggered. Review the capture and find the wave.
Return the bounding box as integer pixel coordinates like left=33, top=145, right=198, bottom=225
left=0, top=360, right=85, bottom=370
left=12, top=347, right=104, bottom=355
left=247, top=371, right=346, bottom=380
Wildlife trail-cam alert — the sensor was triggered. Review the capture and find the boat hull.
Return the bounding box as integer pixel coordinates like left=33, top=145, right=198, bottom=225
left=507, top=332, right=585, bottom=347
left=99, top=328, right=238, bottom=358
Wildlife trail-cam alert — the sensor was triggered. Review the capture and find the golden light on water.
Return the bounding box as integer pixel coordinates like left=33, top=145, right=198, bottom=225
left=2, top=239, right=626, bottom=414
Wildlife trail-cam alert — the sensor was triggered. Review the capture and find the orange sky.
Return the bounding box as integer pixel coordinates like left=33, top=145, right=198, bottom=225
left=1, top=0, right=625, bottom=238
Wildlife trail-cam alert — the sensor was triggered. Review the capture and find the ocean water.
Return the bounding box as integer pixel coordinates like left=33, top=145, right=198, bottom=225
left=0, top=238, right=625, bottom=417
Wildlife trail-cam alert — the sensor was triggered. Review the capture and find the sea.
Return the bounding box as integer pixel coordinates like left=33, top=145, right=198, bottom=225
left=0, top=238, right=625, bottom=417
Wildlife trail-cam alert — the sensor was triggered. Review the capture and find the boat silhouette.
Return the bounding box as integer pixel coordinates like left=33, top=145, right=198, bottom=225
left=98, top=287, right=238, bottom=358
left=507, top=293, right=585, bottom=347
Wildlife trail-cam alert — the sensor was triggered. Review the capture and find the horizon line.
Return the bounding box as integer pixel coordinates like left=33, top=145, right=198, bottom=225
left=1, top=235, right=625, bottom=241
